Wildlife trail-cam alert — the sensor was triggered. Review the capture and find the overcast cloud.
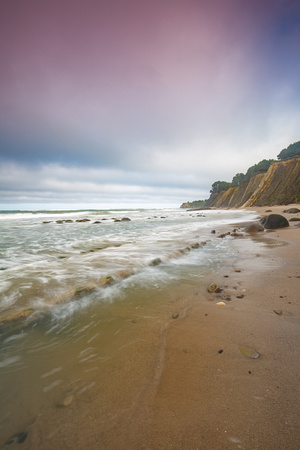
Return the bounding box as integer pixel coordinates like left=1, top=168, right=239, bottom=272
left=0, top=0, right=299, bottom=209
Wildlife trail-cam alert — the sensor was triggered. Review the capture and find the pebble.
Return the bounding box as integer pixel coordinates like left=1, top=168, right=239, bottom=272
left=235, top=269, right=241, bottom=273
left=273, top=310, right=283, bottom=316
left=58, top=394, right=75, bottom=407
left=172, top=312, right=179, bottom=319
left=239, top=347, right=260, bottom=359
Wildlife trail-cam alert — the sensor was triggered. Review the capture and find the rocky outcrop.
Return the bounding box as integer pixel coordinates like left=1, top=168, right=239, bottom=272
left=206, top=157, right=300, bottom=208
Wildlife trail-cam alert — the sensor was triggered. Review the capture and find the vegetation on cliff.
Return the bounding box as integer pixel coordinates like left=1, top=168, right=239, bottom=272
left=180, top=140, right=300, bottom=208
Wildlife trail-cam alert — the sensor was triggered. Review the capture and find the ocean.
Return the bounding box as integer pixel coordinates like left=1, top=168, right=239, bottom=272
left=0, top=208, right=261, bottom=446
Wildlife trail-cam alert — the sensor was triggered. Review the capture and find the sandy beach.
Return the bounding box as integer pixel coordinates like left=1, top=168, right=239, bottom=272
left=4, top=205, right=299, bottom=450
left=141, top=205, right=300, bottom=450
left=87, top=205, right=299, bottom=450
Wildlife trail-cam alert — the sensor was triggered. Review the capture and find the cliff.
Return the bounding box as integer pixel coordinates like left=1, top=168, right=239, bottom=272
left=205, top=157, right=300, bottom=208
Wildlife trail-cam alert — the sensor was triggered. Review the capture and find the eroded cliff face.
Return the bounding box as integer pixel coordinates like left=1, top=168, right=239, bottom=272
left=206, top=157, right=300, bottom=208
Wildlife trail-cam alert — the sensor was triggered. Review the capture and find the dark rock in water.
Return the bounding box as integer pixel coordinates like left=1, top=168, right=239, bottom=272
left=211, top=230, right=216, bottom=234
left=42, top=221, right=52, bottom=224
left=149, top=257, right=162, bottom=266
left=65, top=219, right=73, bottom=223
left=244, top=223, right=264, bottom=233
left=93, top=221, right=102, bottom=223
left=5, top=431, right=28, bottom=445
left=76, top=218, right=90, bottom=222
left=191, top=243, right=200, bottom=249
left=114, top=219, right=121, bottom=222
left=289, top=217, right=300, bottom=221
left=283, top=208, right=300, bottom=213
left=121, top=217, right=131, bottom=221
left=218, top=232, right=230, bottom=238
left=56, top=220, right=64, bottom=224
left=260, top=214, right=289, bottom=229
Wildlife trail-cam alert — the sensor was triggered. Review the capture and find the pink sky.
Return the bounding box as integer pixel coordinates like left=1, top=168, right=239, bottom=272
left=1, top=0, right=299, bottom=208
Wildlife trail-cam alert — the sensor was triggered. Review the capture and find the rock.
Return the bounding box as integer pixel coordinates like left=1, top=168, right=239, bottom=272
left=207, top=283, right=218, bottom=293
left=0, top=308, right=35, bottom=327
left=259, top=214, right=289, bottom=229
left=56, top=220, right=64, bottom=224
left=236, top=294, right=244, bottom=299
left=235, top=269, right=241, bottom=273
left=215, top=287, right=222, bottom=293
left=114, top=219, right=121, bottom=222
left=99, top=276, right=115, bottom=287
left=211, top=230, right=216, bottom=234
left=149, top=257, right=162, bottom=266
left=76, top=218, right=90, bottom=222
left=116, top=268, right=135, bottom=279
left=121, top=217, right=131, bottom=221
left=42, top=221, right=52, bottom=224
left=283, top=208, right=300, bottom=213
left=244, top=223, right=264, bottom=233
left=172, top=312, right=179, bottom=319
left=239, top=347, right=260, bottom=358
left=216, top=302, right=226, bottom=306
left=289, top=217, right=300, bottom=221
left=61, top=394, right=74, bottom=407
left=73, top=286, right=96, bottom=298
left=65, top=219, right=73, bottom=223
left=273, top=309, right=283, bottom=315
left=191, top=243, right=200, bottom=249
left=230, top=232, right=244, bottom=237
left=265, top=209, right=272, bottom=212
left=218, top=232, right=230, bottom=238
left=218, top=349, right=224, bottom=354
left=93, top=221, right=102, bottom=223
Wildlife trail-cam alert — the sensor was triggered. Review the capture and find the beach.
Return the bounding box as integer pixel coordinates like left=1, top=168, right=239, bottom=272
left=0, top=206, right=299, bottom=449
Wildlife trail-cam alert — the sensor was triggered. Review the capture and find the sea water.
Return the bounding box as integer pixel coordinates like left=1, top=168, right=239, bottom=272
left=0, top=208, right=261, bottom=445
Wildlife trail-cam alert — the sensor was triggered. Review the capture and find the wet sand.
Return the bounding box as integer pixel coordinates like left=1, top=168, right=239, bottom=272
left=5, top=205, right=299, bottom=449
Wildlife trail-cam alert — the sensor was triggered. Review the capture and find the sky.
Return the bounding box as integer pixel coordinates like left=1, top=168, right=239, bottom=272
left=0, top=0, right=299, bottom=209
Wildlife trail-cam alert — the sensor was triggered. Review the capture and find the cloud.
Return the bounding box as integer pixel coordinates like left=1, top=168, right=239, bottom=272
left=0, top=0, right=299, bottom=207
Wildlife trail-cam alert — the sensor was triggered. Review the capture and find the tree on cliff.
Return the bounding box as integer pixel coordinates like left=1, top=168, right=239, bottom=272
left=245, top=159, right=275, bottom=180
left=210, top=181, right=232, bottom=194
left=277, top=140, right=300, bottom=160
left=232, top=172, right=246, bottom=186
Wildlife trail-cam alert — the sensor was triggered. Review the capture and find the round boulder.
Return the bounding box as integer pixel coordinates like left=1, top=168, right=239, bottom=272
left=260, top=214, right=289, bottom=229
left=244, top=223, right=264, bottom=233
left=283, top=208, right=300, bottom=214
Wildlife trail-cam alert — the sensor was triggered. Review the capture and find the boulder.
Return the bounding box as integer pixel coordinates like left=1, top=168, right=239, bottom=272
left=149, top=257, right=162, bottom=266
left=283, top=208, right=300, bottom=213
left=259, top=214, right=289, bottom=229
left=244, top=223, right=264, bottom=233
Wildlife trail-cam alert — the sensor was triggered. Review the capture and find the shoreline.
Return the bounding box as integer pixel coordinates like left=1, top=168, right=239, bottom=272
left=2, top=205, right=299, bottom=449
left=94, top=205, right=300, bottom=449
left=144, top=205, right=300, bottom=449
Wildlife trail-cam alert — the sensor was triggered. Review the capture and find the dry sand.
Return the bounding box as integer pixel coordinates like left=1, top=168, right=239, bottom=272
left=15, top=205, right=299, bottom=450
left=141, top=205, right=300, bottom=449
